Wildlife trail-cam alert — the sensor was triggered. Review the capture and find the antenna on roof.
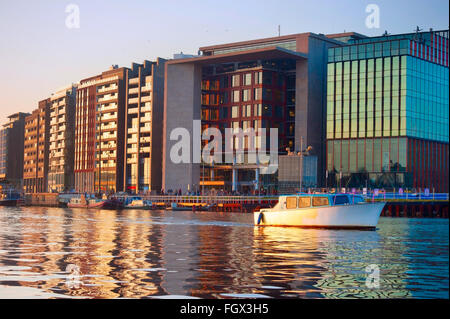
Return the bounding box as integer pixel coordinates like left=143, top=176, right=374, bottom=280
left=414, top=26, right=423, bottom=42
left=383, top=30, right=390, bottom=36
left=278, top=25, right=281, bottom=36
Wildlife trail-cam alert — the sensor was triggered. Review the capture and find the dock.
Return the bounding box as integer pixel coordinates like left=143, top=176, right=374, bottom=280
left=18, top=192, right=449, bottom=218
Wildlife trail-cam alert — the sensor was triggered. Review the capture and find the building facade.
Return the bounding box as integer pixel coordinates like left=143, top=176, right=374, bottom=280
left=23, top=99, right=50, bottom=193
left=124, top=59, right=166, bottom=193
left=74, top=66, right=126, bottom=193
left=163, top=32, right=354, bottom=193
left=0, top=112, right=30, bottom=189
left=326, top=29, right=449, bottom=191
left=48, top=85, right=77, bottom=192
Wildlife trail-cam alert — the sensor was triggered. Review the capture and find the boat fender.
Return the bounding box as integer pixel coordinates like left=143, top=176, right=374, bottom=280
left=257, top=212, right=264, bottom=225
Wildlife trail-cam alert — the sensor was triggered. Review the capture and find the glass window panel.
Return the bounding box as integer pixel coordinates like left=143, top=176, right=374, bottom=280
left=373, top=139, right=381, bottom=171
left=358, top=140, right=365, bottom=171
left=286, top=197, right=297, bottom=209
left=299, top=197, right=311, bottom=208
left=366, top=139, right=373, bottom=171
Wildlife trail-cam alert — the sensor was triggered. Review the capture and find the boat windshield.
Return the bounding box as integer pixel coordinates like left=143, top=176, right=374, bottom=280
left=333, top=195, right=350, bottom=205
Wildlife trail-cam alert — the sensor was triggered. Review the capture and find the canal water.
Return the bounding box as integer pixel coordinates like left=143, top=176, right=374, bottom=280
left=0, top=207, right=448, bottom=299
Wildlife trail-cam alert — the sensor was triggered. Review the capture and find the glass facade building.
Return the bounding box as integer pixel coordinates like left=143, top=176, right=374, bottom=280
left=326, top=30, right=449, bottom=191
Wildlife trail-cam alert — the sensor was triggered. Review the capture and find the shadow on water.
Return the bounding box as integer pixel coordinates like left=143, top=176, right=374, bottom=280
left=0, top=206, right=448, bottom=299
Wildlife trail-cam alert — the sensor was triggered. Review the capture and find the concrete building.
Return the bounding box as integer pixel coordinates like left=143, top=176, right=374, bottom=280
left=0, top=112, right=30, bottom=189
left=23, top=99, right=50, bottom=193
left=162, top=32, right=356, bottom=193
left=124, top=59, right=166, bottom=193
left=74, top=66, right=127, bottom=193
left=48, top=85, right=77, bottom=192
left=326, top=29, right=449, bottom=191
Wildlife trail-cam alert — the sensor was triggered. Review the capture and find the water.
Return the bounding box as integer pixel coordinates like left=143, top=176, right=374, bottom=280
left=0, top=206, right=448, bottom=299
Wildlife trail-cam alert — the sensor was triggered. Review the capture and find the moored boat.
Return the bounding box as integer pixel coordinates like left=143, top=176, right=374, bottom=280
left=167, top=202, right=193, bottom=211
left=0, top=190, right=21, bottom=206
left=67, top=195, right=107, bottom=209
left=122, top=196, right=153, bottom=209
left=254, top=194, right=385, bottom=230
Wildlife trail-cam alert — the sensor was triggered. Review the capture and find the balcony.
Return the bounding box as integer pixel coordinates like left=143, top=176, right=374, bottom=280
left=129, top=78, right=139, bottom=85
left=97, top=85, right=117, bottom=94
left=128, top=97, right=139, bottom=104
left=101, top=124, right=117, bottom=131
left=99, top=104, right=117, bottom=112
left=129, top=87, right=139, bottom=94
left=101, top=134, right=117, bottom=140
left=141, top=84, right=151, bottom=92
left=100, top=153, right=116, bottom=159
left=140, top=116, right=152, bottom=123
left=127, top=158, right=137, bottom=164
left=141, top=95, right=152, bottom=103
left=128, top=107, right=139, bottom=114
left=140, top=126, right=151, bottom=133
left=140, top=146, right=151, bottom=153
left=140, top=105, right=151, bottom=112
left=127, top=127, right=138, bottom=134
left=97, top=94, right=118, bottom=103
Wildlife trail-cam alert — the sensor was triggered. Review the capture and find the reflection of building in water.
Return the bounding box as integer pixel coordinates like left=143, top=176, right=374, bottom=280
left=159, top=214, right=200, bottom=296
left=252, top=227, right=326, bottom=297
left=109, top=210, right=166, bottom=297
left=188, top=223, right=258, bottom=297
left=58, top=209, right=120, bottom=298
left=313, top=229, right=411, bottom=298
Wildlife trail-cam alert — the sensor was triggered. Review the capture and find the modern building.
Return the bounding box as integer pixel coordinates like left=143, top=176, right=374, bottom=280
left=124, top=59, right=166, bottom=193
left=23, top=99, right=50, bottom=193
left=0, top=112, right=30, bottom=189
left=74, top=66, right=127, bottom=194
left=48, top=85, right=77, bottom=193
left=326, top=29, right=449, bottom=192
left=162, top=32, right=356, bottom=193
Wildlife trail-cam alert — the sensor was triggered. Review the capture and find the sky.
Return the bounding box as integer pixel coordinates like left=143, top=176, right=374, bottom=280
left=0, top=0, right=448, bottom=123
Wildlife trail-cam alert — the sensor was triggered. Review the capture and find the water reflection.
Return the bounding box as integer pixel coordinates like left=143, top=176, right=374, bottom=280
left=0, top=207, right=447, bottom=299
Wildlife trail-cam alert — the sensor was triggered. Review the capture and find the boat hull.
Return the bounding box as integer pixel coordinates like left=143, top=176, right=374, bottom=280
left=0, top=199, right=18, bottom=207
left=254, top=202, right=385, bottom=229
left=67, top=201, right=106, bottom=209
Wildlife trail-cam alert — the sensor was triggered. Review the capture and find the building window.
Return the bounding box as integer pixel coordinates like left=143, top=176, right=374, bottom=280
left=244, top=73, right=252, bottom=86
left=231, top=106, right=239, bottom=118
left=232, top=75, right=240, bottom=87
left=232, top=90, right=240, bottom=103
left=242, top=89, right=251, bottom=102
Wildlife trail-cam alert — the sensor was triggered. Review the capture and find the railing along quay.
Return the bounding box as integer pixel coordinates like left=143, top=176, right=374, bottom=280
left=140, top=192, right=448, bottom=217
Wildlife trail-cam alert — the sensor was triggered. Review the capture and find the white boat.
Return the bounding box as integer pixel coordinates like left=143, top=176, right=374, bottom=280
left=122, top=196, right=153, bottom=209
left=254, top=194, right=385, bottom=230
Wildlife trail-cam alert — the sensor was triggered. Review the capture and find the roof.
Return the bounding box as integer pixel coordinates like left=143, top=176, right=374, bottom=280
left=167, top=46, right=308, bottom=65
left=199, top=32, right=312, bottom=52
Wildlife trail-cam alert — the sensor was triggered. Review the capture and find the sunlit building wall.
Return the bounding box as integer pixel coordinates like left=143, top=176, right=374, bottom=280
left=326, top=30, right=449, bottom=191
left=48, top=85, right=77, bottom=192
left=23, top=99, right=50, bottom=193
left=124, top=59, right=166, bottom=193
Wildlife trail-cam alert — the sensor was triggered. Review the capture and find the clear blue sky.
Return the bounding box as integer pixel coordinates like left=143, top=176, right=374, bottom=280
left=0, top=0, right=448, bottom=123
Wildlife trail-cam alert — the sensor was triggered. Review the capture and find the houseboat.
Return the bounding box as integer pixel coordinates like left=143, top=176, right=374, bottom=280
left=254, top=194, right=385, bottom=230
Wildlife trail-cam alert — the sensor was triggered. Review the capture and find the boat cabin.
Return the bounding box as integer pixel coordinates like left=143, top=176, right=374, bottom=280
left=273, top=194, right=366, bottom=210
